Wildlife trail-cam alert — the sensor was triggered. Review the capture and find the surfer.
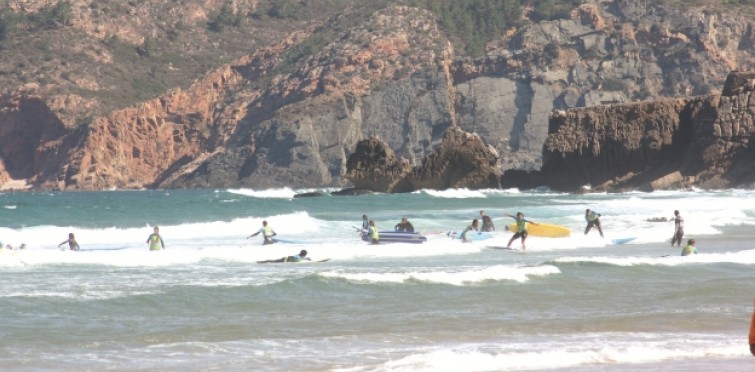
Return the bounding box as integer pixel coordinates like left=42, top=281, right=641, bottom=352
left=58, top=233, right=81, bottom=251
left=147, top=227, right=165, bottom=251
left=258, top=249, right=312, bottom=263
left=681, top=239, right=697, bottom=256
left=394, top=217, right=415, bottom=233
left=584, top=209, right=604, bottom=238
left=248, top=220, right=277, bottom=245
left=460, top=219, right=479, bottom=242
left=366, top=220, right=380, bottom=244
left=506, top=212, right=537, bottom=250
left=361, top=214, right=369, bottom=231
left=480, top=210, right=495, bottom=232
left=671, top=210, right=684, bottom=247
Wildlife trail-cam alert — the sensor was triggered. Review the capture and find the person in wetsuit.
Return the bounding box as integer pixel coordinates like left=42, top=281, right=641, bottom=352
left=394, top=217, right=415, bottom=233
left=258, top=250, right=312, bottom=263
left=480, top=210, right=495, bottom=232
left=59, top=233, right=81, bottom=251
left=460, top=219, right=479, bottom=243
left=671, top=210, right=685, bottom=247
left=248, top=220, right=277, bottom=245
left=584, top=209, right=604, bottom=238
left=147, top=227, right=165, bottom=251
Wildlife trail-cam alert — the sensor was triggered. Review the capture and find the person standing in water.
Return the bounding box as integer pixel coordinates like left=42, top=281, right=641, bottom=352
left=671, top=210, right=685, bottom=247
left=480, top=210, right=495, bottom=232
left=584, top=209, right=604, bottom=238
left=366, top=220, right=380, bottom=244
left=681, top=239, right=697, bottom=256
left=460, top=219, right=479, bottom=242
left=248, top=220, right=277, bottom=245
left=361, top=214, right=369, bottom=231
left=394, top=217, right=414, bottom=233
left=147, top=227, right=165, bottom=251
left=58, top=233, right=81, bottom=251
left=506, top=212, right=537, bottom=250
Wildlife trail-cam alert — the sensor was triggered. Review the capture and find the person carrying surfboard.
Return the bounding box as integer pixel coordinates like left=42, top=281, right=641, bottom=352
left=258, top=249, right=312, bottom=263
left=479, top=210, right=495, bottom=232
left=248, top=220, right=277, bottom=245
left=460, top=219, right=479, bottom=242
left=584, top=209, right=604, bottom=238
left=671, top=210, right=684, bottom=247
left=506, top=212, right=537, bottom=250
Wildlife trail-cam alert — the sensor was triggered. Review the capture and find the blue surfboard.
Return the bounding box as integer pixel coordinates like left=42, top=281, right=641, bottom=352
left=611, top=237, right=637, bottom=245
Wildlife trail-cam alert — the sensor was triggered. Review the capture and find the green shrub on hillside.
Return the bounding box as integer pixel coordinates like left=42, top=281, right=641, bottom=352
left=207, top=2, right=242, bottom=32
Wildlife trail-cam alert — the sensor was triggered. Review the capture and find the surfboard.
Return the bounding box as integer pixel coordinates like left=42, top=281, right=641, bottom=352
left=447, top=231, right=495, bottom=241
left=257, top=258, right=331, bottom=264
left=486, top=246, right=519, bottom=251
left=611, top=237, right=637, bottom=245
left=507, top=222, right=570, bottom=238
left=271, top=238, right=306, bottom=244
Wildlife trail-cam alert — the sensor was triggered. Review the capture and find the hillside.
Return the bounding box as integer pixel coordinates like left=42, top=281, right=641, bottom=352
left=0, top=0, right=754, bottom=190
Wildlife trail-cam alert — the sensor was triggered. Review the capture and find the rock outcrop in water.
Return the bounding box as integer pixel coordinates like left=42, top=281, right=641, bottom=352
left=528, top=71, right=755, bottom=192
left=345, top=127, right=500, bottom=192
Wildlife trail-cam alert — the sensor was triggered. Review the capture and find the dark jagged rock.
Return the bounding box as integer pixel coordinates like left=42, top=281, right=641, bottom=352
left=330, top=187, right=375, bottom=196
left=344, top=127, right=500, bottom=193
left=293, top=191, right=326, bottom=198
left=534, top=71, right=755, bottom=192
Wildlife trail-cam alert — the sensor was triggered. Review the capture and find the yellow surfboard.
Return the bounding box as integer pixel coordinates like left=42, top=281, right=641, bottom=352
left=508, top=222, right=570, bottom=238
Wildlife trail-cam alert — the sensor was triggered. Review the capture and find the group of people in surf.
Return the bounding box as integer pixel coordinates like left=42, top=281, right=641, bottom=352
left=358, top=208, right=695, bottom=255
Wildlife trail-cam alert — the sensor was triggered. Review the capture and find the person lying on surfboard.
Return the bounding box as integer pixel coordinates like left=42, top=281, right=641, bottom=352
left=505, top=212, right=537, bottom=251
left=257, top=249, right=312, bottom=263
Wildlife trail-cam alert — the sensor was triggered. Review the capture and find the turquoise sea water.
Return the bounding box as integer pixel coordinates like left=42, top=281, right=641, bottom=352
left=1, top=188, right=755, bottom=371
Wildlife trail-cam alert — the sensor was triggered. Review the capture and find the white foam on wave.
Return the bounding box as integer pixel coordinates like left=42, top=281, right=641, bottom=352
left=318, top=264, right=559, bottom=285
left=3, top=205, right=16, bottom=209
left=226, top=187, right=297, bottom=199
left=380, top=332, right=743, bottom=371
left=421, top=188, right=487, bottom=198
left=555, top=248, right=755, bottom=266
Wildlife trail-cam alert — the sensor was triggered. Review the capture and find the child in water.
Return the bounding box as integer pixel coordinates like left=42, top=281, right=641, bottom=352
left=681, top=239, right=697, bottom=256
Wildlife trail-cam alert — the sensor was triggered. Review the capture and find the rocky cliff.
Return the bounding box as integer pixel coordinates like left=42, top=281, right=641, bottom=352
left=1, top=1, right=755, bottom=191
left=536, top=71, right=755, bottom=192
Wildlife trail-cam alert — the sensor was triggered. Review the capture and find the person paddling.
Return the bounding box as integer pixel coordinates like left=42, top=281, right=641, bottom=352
left=258, top=249, right=312, bottom=263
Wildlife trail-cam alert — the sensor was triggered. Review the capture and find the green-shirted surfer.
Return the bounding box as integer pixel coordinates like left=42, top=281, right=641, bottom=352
left=506, top=212, right=537, bottom=251
left=367, top=220, right=379, bottom=244
left=248, top=220, right=277, bottom=245
left=147, top=226, right=165, bottom=251
left=681, top=239, right=697, bottom=256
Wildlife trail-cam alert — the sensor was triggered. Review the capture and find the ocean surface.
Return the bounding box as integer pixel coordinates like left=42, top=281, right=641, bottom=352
left=1, top=188, right=754, bottom=371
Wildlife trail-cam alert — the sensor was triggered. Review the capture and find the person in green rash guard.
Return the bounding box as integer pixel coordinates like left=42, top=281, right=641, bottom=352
left=367, top=220, right=379, bottom=244
left=506, top=212, right=537, bottom=251
left=147, top=226, right=165, bottom=251
left=257, top=250, right=312, bottom=263
left=681, top=239, right=697, bottom=256
left=248, top=220, right=277, bottom=245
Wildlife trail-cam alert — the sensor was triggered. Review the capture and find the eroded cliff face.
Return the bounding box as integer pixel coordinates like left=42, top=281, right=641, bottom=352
left=538, top=71, right=755, bottom=192
left=1, top=1, right=755, bottom=191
